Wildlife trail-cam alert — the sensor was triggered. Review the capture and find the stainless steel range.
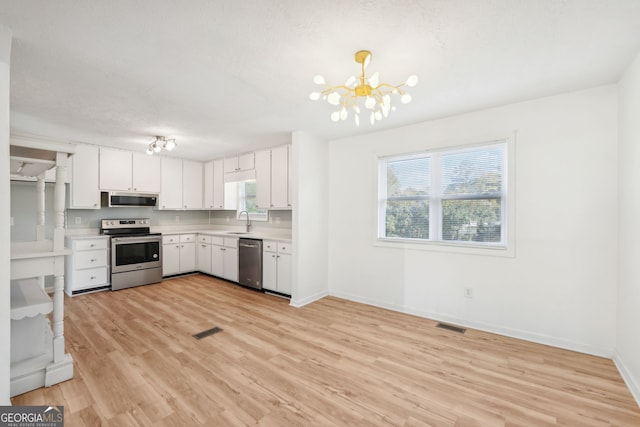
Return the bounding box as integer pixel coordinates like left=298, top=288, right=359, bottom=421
left=100, top=219, right=162, bottom=291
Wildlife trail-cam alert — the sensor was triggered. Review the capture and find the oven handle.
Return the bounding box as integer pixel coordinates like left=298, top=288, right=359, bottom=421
left=111, top=236, right=162, bottom=245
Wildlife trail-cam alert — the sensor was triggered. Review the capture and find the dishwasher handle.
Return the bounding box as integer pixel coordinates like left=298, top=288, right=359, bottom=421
left=239, top=242, right=260, bottom=248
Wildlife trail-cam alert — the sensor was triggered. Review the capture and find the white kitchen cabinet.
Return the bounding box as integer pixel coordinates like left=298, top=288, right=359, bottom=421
left=182, top=160, right=203, bottom=209
left=255, top=145, right=292, bottom=210
left=263, top=240, right=292, bottom=296
left=68, top=144, right=100, bottom=209
left=99, top=148, right=132, bottom=191
left=203, top=159, right=225, bottom=209
left=271, top=145, right=291, bottom=209
left=255, top=149, right=271, bottom=209
left=224, top=152, right=254, bottom=173
left=132, top=152, right=161, bottom=193
left=99, top=148, right=161, bottom=193
left=162, top=234, right=196, bottom=276
left=160, top=157, right=183, bottom=209
left=196, top=235, right=212, bottom=274
left=211, top=236, right=238, bottom=282
left=64, top=236, right=110, bottom=296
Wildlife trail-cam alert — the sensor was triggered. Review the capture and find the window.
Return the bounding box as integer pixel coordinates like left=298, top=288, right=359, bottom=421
left=379, top=141, right=507, bottom=247
left=236, top=180, right=268, bottom=221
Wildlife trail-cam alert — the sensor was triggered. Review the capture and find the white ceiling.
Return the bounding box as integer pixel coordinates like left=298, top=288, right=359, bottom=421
left=1, top=0, right=640, bottom=160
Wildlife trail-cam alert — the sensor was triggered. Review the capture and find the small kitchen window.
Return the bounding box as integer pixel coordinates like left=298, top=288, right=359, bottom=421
left=378, top=141, right=508, bottom=249
left=236, top=180, right=268, bottom=221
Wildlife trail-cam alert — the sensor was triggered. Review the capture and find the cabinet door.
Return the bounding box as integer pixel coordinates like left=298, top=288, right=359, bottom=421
left=160, top=157, right=182, bottom=209
left=99, top=148, right=132, bottom=191
left=271, top=145, right=289, bottom=209
left=197, top=243, right=212, bottom=274
left=182, top=160, right=203, bottom=209
left=238, top=152, right=255, bottom=171
left=277, top=252, right=292, bottom=295
left=180, top=242, right=196, bottom=273
left=132, top=152, right=161, bottom=193
left=223, top=156, right=238, bottom=173
left=255, top=149, right=271, bottom=209
left=163, top=244, right=181, bottom=276
left=224, top=247, right=239, bottom=282
left=212, top=159, right=225, bottom=209
left=262, top=251, right=278, bottom=291
left=69, top=144, right=100, bottom=209
left=203, top=161, right=214, bottom=209
left=211, top=246, right=225, bottom=277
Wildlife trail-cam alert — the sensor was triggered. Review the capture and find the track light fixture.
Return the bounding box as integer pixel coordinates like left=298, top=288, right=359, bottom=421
left=146, top=136, right=177, bottom=155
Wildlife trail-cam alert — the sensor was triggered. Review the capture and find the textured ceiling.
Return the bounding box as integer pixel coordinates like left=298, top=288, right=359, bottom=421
left=1, top=0, right=640, bottom=160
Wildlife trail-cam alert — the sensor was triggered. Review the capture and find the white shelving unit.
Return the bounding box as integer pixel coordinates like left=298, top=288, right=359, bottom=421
left=9, top=135, right=75, bottom=397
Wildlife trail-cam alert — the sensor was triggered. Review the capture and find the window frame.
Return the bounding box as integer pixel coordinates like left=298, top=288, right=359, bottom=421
left=377, top=139, right=511, bottom=253
left=235, top=180, right=268, bottom=222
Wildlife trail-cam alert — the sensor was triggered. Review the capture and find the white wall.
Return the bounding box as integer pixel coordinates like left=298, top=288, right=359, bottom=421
left=328, top=86, right=618, bottom=357
left=291, top=131, right=329, bottom=306
left=0, top=25, right=11, bottom=405
left=616, top=51, right=640, bottom=404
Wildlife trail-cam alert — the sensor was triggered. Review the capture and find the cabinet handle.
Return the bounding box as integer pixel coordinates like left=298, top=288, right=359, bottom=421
left=90, top=244, right=95, bottom=247
left=93, top=203, right=98, bottom=207
left=90, top=259, right=96, bottom=262
left=90, top=276, right=96, bottom=280
left=176, top=245, right=179, bottom=248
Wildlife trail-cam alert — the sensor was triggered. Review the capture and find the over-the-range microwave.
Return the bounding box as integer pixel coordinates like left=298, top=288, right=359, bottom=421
left=102, top=192, right=158, bottom=208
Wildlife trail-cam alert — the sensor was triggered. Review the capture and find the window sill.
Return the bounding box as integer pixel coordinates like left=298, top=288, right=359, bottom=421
left=375, top=237, right=514, bottom=258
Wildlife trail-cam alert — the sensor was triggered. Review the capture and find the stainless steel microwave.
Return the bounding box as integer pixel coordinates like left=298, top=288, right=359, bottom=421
left=103, top=192, right=158, bottom=208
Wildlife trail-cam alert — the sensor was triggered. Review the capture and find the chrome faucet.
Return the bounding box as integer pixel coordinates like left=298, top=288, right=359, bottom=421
left=239, top=210, right=252, bottom=232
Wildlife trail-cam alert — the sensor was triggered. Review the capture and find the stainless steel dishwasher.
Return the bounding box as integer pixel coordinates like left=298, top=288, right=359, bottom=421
left=238, top=238, right=262, bottom=290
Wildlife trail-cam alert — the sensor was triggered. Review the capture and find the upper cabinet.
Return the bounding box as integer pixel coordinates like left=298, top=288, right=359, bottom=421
left=204, top=159, right=225, bottom=209
left=99, top=148, right=160, bottom=193
left=255, top=144, right=292, bottom=210
left=159, top=158, right=203, bottom=210
left=183, top=160, right=203, bottom=210
left=68, top=144, right=100, bottom=209
left=132, top=153, right=161, bottom=193
left=224, top=152, right=254, bottom=173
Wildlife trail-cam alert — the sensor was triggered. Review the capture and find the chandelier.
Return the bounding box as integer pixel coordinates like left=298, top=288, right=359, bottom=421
left=146, top=136, right=176, bottom=155
left=309, top=50, right=418, bottom=126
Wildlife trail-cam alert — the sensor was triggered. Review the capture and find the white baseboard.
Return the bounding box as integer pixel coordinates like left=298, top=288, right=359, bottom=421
left=328, top=290, right=613, bottom=358
left=289, top=290, right=328, bottom=308
left=613, top=351, right=640, bottom=407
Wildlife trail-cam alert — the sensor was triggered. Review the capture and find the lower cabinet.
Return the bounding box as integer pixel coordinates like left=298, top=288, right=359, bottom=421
left=211, top=236, right=239, bottom=282
left=197, top=235, right=212, bottom=274
left=162, top=234, right=196, bottom=276
left=262, top=240, right=292, bottom=296
left=65, top=236, right=110, bottom=296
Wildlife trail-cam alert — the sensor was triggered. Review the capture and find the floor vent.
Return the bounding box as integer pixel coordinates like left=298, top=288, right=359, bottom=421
left=193, top=326, right=223, bottom=340
left=436, top=322, right=467, bottom=334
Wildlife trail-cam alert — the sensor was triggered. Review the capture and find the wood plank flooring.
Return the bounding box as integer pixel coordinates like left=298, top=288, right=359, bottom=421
left=12, top=274, right=640, bottom=426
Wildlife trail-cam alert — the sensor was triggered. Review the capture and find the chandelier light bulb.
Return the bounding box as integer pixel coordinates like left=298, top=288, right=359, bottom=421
left=309, top=50, right=417, bottom=126
left=146, top=146, right=153, bottom=155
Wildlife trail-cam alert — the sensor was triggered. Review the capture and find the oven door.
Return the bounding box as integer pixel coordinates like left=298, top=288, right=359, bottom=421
left=111, top=236, right=162, bottom=273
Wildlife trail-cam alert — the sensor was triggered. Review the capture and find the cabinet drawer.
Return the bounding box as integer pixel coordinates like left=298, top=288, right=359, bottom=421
left=162, top=235, right=179, bottom=244
left=223, top=237, right=238, bottom=249
left=198, top=234, right=212, bottom=244
left=71, top=267, right=108, bottom=288
left=263, top=240, right=277, bottom=252
left=278, top=242, right=292, bottom=254
left=211, top=236, right=224, bottom=246
left=180, top=234, right=196, bottom=243
left=75, top=249, right=108, bottom=270
left=73, top=238, right=108, bottom=251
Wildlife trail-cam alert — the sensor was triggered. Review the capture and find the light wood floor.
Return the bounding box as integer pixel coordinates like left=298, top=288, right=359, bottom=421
left=12, top=274, right=640, bottom=426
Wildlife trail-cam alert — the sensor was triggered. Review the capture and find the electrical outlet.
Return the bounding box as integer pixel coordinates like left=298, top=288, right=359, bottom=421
left=226, top=216, right=230, bottom=222
left=175, top=215, right=180, bottom=222
left=464, top=287, right=473, bottom=299
left=275, top=217, right=281, bottom=224
left=75, top=216, right=82, bottom=225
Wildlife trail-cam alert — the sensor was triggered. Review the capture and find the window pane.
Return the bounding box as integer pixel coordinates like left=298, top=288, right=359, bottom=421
left=442, top=199, right=501, bottom=242
left=442, top=147, right=502, bottom=195
left=385, top=200, right=429, bottom=239
left=387, top=157, right=430, bottom=197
